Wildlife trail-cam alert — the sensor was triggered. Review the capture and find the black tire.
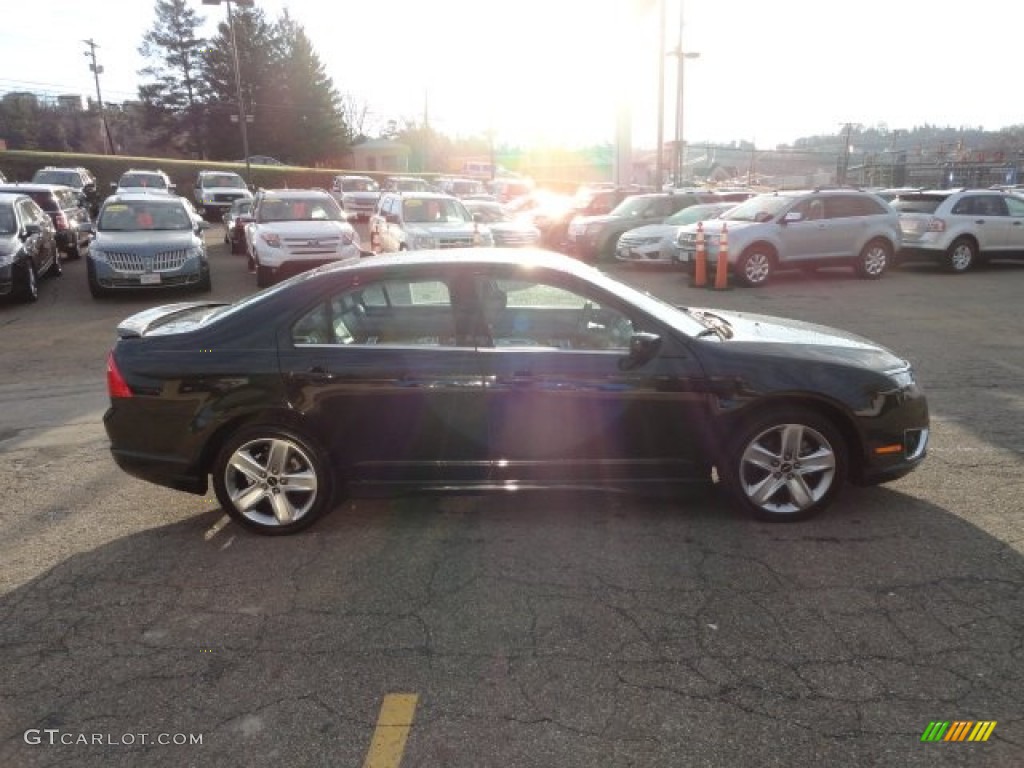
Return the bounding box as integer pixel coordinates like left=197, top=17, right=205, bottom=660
left=196, top=269, right=212, bottom=293
left=19, top=261, right=39, bottom=303
left=212, top=425, right=335, bottom=535
left=944, top=237, right=976, bottom=274
left=87, top=261, right=107, bottom=299
left=46, top=250, right=63, bottom=278
left=855, top=239, right=891, bottom=279
left=256, top=265, right=272, bottom=288
left=719, top=407, right=848, bottom=522
left=735, top=247, right=774, bottom=287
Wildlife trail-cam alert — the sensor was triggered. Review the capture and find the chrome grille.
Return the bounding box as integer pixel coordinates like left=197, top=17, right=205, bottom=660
left=493, top=231, right=539, bottom=247
left=105, top=249, right=189, bottom=273
left=618, top=234, right=662, bottom=248
left=437, top=237, right=475, bottom=249
left=282, top=236, right=341, bottom=255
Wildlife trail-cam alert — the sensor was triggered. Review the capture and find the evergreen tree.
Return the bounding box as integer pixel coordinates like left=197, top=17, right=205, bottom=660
left=137, top=0, right=207, bottom=157
left=197, top=4, right=279, bottom=161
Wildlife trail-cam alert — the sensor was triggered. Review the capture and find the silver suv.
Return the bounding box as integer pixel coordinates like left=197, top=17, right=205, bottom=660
left=194, top=170, right=252, bottom=219
left=890, top=188, right=1024, bottom=273
left=368, top=192, right=493, bottom=252
left=674, top=189, right=901, bottom=286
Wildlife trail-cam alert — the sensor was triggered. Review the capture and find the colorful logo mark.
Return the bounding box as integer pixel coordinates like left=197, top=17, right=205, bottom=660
left=921, top=721, right=997, bottom=742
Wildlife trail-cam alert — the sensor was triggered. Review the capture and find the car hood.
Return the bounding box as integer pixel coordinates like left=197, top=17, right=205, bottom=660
left=690, top=308, right=907, bottom=369
left=486, top=221, right=540, bottom=235
left=200, top=186, right=251, bottom=196
left=574, top=214, right=622, bottom=227
left=256, top=220, right=355, bottom=236
left=94, top=230, right=200, bottom=251
left=405, top=222, right=479, bottom=234
left=622, top=223, right=679, bottom=239
left=681, top=219, right=767, bottom=236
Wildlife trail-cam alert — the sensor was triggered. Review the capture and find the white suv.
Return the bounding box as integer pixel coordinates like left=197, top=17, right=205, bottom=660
left=330, top=175, right=380, bottom=220
left=112, top=169, right=175, bottom=196
left=194, top=170, right=252, bottom=219
left=248, top=189, right=361, bottom=287
left=890, top=188, right=1024, bottom=273
left=368, top=192, right=492, bottom=252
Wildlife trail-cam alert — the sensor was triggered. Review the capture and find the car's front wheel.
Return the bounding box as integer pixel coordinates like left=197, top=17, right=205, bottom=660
left=735, top=247, right=775, bottom=287
left=720, top=408, right=848, bottom=522
left=855, top=239, right=891, bottom=279
left=19, top=260, right=39, bottom=302
left=944, top=237, right=977, bottom=273
left=213, top=425, right=335, bottom=535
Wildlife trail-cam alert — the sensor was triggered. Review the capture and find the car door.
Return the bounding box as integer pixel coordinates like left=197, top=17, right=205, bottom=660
left=473, top=269, right=711, bottom=486
left=19, top=199, right=53, bottom=274
left=278, top=270, right=489, bottom=487
left=953, top=194, right=1011, bottom=253
left=1003, top=194, right=1024, bottom=254
left=776, top=195, right=835, bottom=264
left=820, top=194, right=871, bottom=262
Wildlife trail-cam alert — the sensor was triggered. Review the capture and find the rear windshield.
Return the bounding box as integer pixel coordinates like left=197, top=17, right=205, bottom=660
left=119, top=173, right=168, bottom=189
left=33, top=170, right=81, bottom=187
left=201, top=173, right=246, bottom=189
left=341, top=178, right=378, bottom=192
left=26, top=192, right=58, bottom=212
left=889, top=195, right=947, bottom=214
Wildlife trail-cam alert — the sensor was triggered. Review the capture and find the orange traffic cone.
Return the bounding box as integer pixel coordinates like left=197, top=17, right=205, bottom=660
left=713, top=222, right=730, bottom=290
left=691, top=222, right=707, bottom=288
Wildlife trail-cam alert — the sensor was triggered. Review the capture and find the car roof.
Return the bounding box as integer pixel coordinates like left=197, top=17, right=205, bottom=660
left=104, top=193, right=186, bottom=205
left=258, top=188, right=333, bottom=198
left=0, top=183, right=70, bottom=194
left=309, top=248, right=603, bottom=279
left=392, top=191, right=458, bottom=201
left=0, top=192, right=32, bottom=203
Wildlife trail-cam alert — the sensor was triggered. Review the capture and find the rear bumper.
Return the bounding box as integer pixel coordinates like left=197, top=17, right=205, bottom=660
left=109, top=447, right=207, bottom=494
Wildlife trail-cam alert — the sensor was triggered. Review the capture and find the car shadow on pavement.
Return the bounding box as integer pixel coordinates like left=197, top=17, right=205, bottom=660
left=1, top=485, right=1022, bottom=768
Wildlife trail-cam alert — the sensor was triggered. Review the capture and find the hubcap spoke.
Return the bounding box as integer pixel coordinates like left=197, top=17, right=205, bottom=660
left=744, top=442, right=779, bottom=471
left=232, top=483, right=267, bottom=511
left=266, top=439, right=290, bottom=476
left=780, top=425, right=805, bottom=460
left=281, top=469, right=317, bottom=492
left=798, top=447, right=835, bottom=474
left=269, top=492, right=295, bottom=524
left=785, top=474, right=815, bottom=509
left=229, top=451, right=265, bottom=483
left=750, top=474, right=787, bottom=506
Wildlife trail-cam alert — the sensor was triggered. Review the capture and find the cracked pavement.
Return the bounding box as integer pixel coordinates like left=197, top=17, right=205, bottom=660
left=0, top=240, right=1021, bottom=767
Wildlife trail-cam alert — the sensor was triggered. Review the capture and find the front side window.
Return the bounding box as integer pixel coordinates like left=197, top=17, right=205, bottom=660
left=291, top=278, right=456, bottom=347
left=0, top=203, right=16, bottom=234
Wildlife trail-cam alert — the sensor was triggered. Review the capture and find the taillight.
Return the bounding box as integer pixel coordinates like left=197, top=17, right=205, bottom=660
left=927, top=218, right=946, bottom=233
left=106, top=351, right=133, bottom=398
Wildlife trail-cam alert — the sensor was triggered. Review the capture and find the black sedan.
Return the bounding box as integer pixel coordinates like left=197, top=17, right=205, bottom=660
left=103, top=250, right=929, bottom=535
left=0, top=192, right=61, bottom=302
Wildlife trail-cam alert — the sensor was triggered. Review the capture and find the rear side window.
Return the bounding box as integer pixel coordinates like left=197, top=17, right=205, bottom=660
left=890, top=195, right=947, bottom=214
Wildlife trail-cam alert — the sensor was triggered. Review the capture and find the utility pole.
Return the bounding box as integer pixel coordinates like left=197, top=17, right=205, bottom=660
left=204, top=0, right=253, bottom=181
left=654, top=0, right=666, bottom=189
left=837, top=122, right=856, bottom=186
left=83, top=39, right=115, bottom=155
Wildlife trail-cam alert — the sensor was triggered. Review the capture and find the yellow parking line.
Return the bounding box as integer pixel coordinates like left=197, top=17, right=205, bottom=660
left=362, top=693, right=418, bottom=768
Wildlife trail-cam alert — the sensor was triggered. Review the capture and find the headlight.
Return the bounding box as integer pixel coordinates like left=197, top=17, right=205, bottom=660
left=260, top=232, right=282, bottom=248
left=886, top=367, right=916, bottom=389
left=341, top=230, right=361, bottom=246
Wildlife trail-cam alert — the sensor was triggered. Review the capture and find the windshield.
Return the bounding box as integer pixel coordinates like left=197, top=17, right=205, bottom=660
left=342, top=178, right=378, bottom=192
left=0, top=204, right=15, bottom=234
left=119, top=173, right=167, bottom=190
left=257, top=196, right=344, bottom=222
left=202, top=174, right=246, bottom=189
left=33, top=171, right=80, bottom=187
left=98, top=201, right=192, bottom=231
left=465, top=204, right=508, bottom=223
left=395, top=179, right=430, bottom=192
left=720, top=194, right=794, bottom=223
left=403, top=197, right=471, bottom=224
left=665, top=204, right=730, bottom=226
left=610, top=196, right=662, bottom=218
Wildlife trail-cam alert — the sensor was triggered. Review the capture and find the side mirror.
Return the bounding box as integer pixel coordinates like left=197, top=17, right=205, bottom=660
left=109, top=182, right=117, bottom=190
left=619, top=332, right=662, bottom=371
left=168, top=184, right=177, bottom=192
left=198, top=221, right=211, bottom=231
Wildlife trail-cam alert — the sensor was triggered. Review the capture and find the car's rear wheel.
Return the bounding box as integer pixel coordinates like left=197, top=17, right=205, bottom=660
left=735, top=247, right=774, bottom=287
left=855, top=239, right=890, bottom=279
left=944, top=237, right=977, bottom=273
left=720, top=408, right=848, bottom=522
left=19, top=261, right=39, bottom=302
left=213, top=426, right=335, bottom=535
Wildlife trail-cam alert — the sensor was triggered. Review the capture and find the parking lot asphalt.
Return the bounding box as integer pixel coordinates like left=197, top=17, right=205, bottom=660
left=0, top=227, right=1021, bottom=767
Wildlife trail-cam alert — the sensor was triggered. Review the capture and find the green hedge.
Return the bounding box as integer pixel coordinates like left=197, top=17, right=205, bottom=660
left=0, top=150, right=439, bottom=200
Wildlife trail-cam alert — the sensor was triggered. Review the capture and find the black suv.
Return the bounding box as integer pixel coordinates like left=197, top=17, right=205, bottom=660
left=31, top=166, right=100, bottom=217
left=543, top=185, right=654, bottom=251
left=0, top=183, right=92, bottom=259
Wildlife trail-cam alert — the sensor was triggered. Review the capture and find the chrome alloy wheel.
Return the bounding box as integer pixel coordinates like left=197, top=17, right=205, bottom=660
left=223, top=437, right=319, bottom=527
left=739, top=251, right=772, bottom=286
left=948, top=241, right=974, bottom=272
left=738, top=423, right=837, bottom=515
left=861, top=244, right=888, bottom=276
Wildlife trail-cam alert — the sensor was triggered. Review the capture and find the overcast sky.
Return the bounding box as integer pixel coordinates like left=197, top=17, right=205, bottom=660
left=3, top=0, right=1022, bottom=150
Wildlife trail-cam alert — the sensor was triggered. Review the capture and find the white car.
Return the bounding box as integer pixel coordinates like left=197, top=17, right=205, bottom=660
left=193, top=170, right=252, bottom=219
left=330, top=175, right=380, bottom=220
left=368, top=192, right=492, bottom=253
left=248, top=189, right=362, bottom=287
left=111, top=169, right=176, bottom=196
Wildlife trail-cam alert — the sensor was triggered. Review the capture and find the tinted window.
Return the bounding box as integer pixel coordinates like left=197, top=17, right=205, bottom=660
left=0, top=202, right=15, bottom=234
left=26, top=192, right=58, bottom=212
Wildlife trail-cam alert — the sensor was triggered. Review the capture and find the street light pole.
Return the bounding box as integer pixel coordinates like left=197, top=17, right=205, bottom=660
left=202, top=0, right=253, bottom=182
left=667, top=2, right=698, bottom=187
left=655, top=0, right=666, bottom=189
